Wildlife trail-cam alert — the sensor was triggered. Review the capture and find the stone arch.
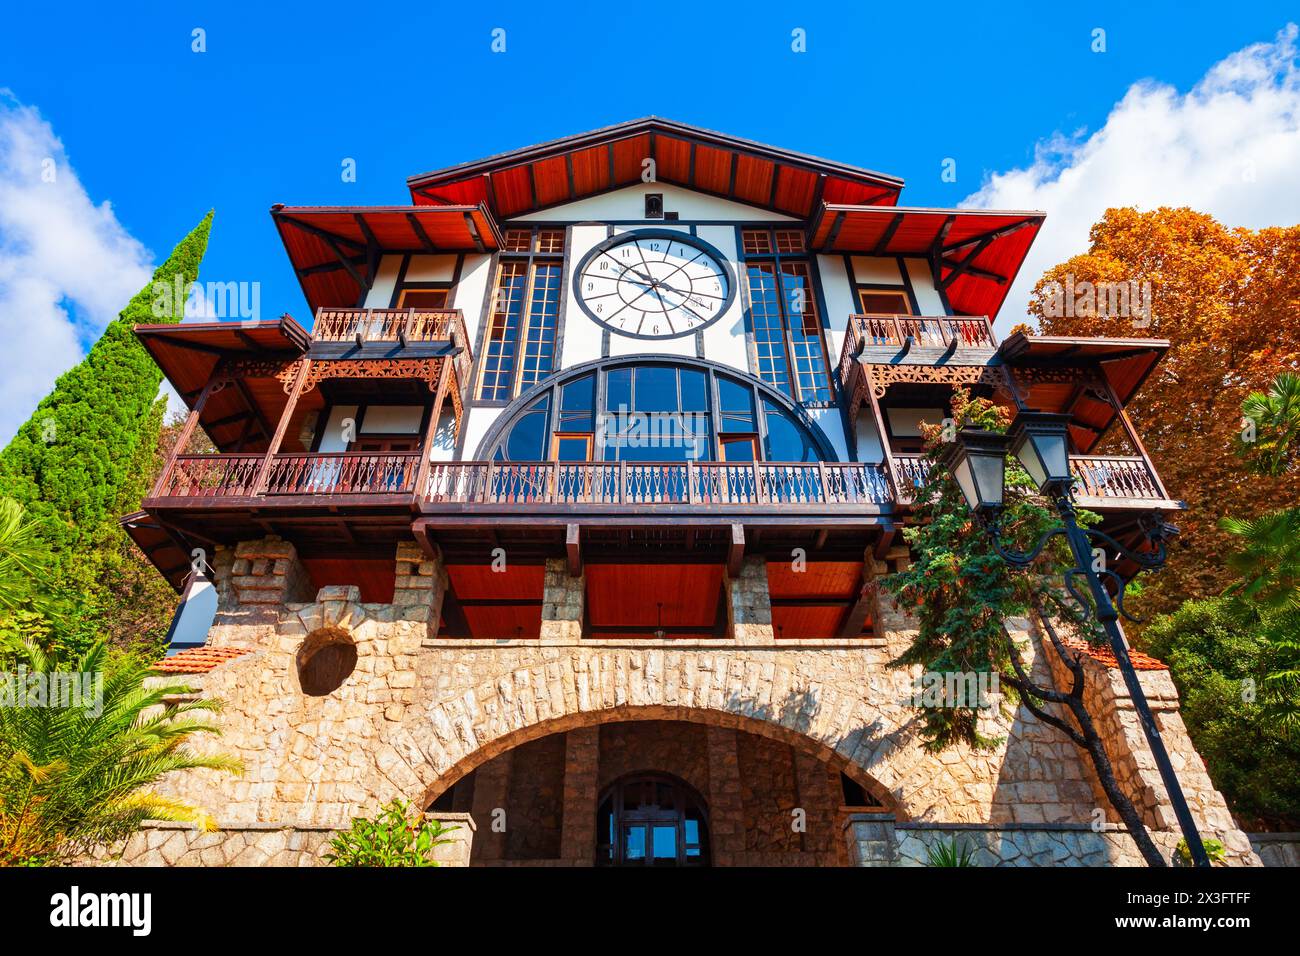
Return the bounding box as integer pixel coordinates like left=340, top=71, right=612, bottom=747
left=411, top=703, right=904, bottom=820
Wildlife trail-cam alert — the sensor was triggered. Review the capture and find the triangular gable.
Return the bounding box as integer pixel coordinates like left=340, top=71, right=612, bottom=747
left=407, top=117, right=902, bottom=220
left=509, top=181, right=801, bottom=223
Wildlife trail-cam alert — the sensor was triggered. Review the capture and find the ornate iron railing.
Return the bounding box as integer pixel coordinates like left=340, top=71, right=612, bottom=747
left=424, top=461, right=893, bottom=507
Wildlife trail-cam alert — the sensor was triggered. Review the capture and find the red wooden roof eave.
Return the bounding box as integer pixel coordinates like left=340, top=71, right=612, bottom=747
left=406, top=117, right=904, bottom=196
left=271, top=203, right=503, bottom=313
left=271, top=203, right=504, bottom=256
left=807, top=204, right=1046, bottom=319
left=132, top=317, right=310, bottom=409
left=998, top=334, right=1171, bottom=407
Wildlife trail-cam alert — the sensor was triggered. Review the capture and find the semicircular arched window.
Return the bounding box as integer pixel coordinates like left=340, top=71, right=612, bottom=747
left=478, top=359, right=830, bottom=464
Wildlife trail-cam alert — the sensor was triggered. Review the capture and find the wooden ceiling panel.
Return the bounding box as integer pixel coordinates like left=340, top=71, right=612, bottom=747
left=585, top=563, right=723, bottom=629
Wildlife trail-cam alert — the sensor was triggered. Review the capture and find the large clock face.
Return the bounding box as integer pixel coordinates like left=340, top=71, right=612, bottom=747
left=573, top=230, right=736, bottom=339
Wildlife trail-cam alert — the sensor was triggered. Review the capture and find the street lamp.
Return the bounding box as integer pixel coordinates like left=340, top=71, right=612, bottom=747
left=943, top=410, right=1210, bottom=868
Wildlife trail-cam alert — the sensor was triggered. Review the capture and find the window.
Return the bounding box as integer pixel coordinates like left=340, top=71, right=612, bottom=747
left=741, top=230, right=833, bottom=404
left=477, top=228, right=566, bottom=401
left=482, top=359, right=827, bottom=464
left=396, top=287, right=450, bottom=309
left=858, top=289, right=912, bottom=315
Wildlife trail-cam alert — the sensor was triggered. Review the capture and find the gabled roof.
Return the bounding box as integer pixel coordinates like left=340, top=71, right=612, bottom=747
left=809, top=205, right=1045, bottom=319
left=406, top=117, right=903, bottom=220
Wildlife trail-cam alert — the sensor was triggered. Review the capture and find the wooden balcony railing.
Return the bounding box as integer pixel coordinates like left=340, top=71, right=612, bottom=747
left=262, top=451, right=421, bottom=496
left=150, top=452, right=421, bottom=499
left=154, top=454, right=264, bottom=498
left=839, top=314, right=997, bottom=388
left=313, top=307, right=467, bottom=347
left=311, top=307, right=472, bottom=395
left=1069, top=455, right=1164, bottom=501
left=425, top=461, right=893, bottom=507
left=147, top=451, right=1168, bottom=508
left=890, top=453, right=1166, bottom=504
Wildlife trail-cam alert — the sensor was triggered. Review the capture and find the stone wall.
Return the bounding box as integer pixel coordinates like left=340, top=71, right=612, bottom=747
left=1248, top=833, right=1300, bottom=867
left=141, top=534, right=1258, bottom=867
left=89, top=814, right=475, bottom=868
left=844, top=815, right=1188, bottom=867
left=1039, top=623, right=1258, bottom=866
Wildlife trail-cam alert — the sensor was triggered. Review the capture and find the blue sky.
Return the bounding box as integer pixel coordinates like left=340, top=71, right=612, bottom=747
left=1, top=1, right=1299, bottom=439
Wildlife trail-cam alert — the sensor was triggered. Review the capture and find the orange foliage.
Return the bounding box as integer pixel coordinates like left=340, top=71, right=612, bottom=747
left=1028, top=207, right=1300, bottom=615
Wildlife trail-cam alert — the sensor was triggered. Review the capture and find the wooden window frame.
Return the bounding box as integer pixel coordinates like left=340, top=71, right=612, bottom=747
left=395, top=286, right=452, bottom=309
left=857, top=287, right=913, bottom=316
left=475, top=226, right=568, bottom=402
left=740, top=229, right=835, bottom=406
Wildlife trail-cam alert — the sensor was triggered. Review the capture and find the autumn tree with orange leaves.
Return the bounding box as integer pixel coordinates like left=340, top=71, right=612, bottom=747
left=1027, top=207, right=1300, bottom=618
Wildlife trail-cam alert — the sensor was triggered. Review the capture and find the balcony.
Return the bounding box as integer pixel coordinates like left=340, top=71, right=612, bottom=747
left=889, top=453, right=1170, bottom=508
left=423, top=461, right=892, bottom=511
left=837, top=314, right=998, bottom=397
left=152, top=452, right=421, bottom=500
left=309, top=307, right=472, bottom=388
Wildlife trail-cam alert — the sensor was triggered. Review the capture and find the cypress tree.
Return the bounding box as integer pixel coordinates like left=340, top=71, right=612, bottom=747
left=0, top=211, right=213, bottom=561
left=0, top=212, right=213, bottom=653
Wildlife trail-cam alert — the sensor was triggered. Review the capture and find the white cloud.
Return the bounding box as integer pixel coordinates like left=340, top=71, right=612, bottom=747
left=0, top=91, right=154, bottom=444
left=964, top=24, right=1300, bottom=331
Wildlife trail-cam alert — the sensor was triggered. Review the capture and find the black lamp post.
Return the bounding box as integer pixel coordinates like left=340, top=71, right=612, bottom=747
left=944, top=412, right=1210, bottom=868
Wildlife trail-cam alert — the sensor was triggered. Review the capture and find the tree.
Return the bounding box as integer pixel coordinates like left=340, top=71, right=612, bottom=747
left=1238, top=372, right=1300, bottom=477
left=0, top=499, right=44, bottom=617
left=0, top=212, right=213, bottom=655
left=1143, top=597, right=1300, bottom=830
left=0, top=639, right=240, bottom=865
left=886, top=388, right=1170, bottom=866
left=1027, top=207, right=1300, bottom=616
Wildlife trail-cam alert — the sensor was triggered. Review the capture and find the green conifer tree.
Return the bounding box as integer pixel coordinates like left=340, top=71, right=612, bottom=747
left=0, top=212, right=213, bottom=651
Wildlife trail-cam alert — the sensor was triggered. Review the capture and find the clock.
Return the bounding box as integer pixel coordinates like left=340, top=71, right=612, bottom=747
left=572, top=229, right=736, bottom=339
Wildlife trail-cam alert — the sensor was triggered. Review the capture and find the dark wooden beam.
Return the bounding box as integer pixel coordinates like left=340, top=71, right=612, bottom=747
left=837, top=578, right=874, bottom=639
left=872, top=213, right=904, bottom=255
left=406, top=213, right=438, bottom=253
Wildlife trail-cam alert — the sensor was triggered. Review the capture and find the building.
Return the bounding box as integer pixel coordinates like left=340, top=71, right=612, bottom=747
left=117, top=118, right=1257, bottom=867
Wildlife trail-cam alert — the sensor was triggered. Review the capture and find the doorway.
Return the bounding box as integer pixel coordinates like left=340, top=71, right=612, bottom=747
left=595, top=773, right=710, bottom=866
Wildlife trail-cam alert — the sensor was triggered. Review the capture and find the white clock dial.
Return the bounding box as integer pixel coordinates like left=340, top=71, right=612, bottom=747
left=574, top=230, right=735, bottom=339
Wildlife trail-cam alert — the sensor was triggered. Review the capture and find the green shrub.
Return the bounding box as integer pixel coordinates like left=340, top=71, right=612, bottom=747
left=325, top=799, right=458, bottom=867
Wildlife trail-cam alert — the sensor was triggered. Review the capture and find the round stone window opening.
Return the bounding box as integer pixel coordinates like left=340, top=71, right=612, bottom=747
left=296, top=626, right=358, bottom=697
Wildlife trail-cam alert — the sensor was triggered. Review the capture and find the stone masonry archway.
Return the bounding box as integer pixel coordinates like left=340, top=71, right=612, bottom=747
left=416, top=704, right=902, bottom=817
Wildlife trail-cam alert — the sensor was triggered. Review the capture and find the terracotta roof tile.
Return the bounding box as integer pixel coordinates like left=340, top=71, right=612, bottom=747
left=1061, top=637, right=1167, bottom=671
left=153, top=646, right=252, bottom=674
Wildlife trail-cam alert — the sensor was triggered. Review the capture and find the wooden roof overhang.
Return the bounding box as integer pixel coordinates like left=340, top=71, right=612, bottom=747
left=405, top=117, right=903, bottom=220
left=134, top=318, right=310, bottom=453
left=809, top=205, right=1045, bottom=319
left=997, top=334, right=1170, bottom=453
left=120, top=511, right=193, bottom=591
left=272, top=204, right=503, bottom=312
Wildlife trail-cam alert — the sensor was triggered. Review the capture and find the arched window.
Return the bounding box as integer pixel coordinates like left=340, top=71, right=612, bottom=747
left=477, top=357, right=834, bottom=464
left=596, top=773, right=710, bottom=867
